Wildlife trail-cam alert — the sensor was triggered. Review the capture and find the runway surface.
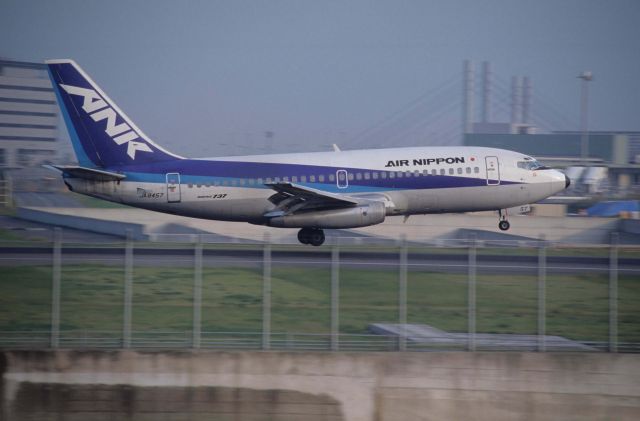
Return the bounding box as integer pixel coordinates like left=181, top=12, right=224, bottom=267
left=2, top=246, right=638, bottom=275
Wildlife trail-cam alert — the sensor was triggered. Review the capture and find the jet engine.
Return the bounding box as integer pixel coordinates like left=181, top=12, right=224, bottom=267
left=267, top=202, right=386, bottom=229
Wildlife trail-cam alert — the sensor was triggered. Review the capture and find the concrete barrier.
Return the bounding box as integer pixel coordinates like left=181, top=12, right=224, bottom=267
left=2, top=350, right=640, bottom=421
left=17, top=207, right=147, bottom=240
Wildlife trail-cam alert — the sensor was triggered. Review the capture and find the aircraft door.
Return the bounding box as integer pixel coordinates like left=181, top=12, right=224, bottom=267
left=336, top=169, right=348, bottom=189
left=166, top=173, right=181, bottom=203
left=485, top=156, right=500, bottom=185
left=484, top=156, right=500, bottom=186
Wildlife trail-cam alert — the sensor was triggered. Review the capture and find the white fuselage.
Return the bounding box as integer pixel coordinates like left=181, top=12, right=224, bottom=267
left=64, top=146, right=567, bottom=227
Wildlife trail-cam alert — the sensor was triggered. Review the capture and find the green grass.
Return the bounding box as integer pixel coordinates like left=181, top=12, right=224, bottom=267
left=0, top=264, right=639, bottom=343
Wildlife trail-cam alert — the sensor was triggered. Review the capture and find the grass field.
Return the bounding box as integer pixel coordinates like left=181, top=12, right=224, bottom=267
left=1, top=263, right=639, bottom=344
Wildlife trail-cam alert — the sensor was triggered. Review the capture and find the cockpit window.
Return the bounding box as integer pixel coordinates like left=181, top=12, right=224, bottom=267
left=517, top=159, right=549, bottom=171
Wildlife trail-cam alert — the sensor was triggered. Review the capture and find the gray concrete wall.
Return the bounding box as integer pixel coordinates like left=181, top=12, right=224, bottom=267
left=2, top=350, right=640, bottom=421
left=17, top=207, right=147, bottom=240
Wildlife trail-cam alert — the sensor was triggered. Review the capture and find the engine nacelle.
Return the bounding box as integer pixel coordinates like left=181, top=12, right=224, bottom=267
left=268, top=202, right=386, bottom=229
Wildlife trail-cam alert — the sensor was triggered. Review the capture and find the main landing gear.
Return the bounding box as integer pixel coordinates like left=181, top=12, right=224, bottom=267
left=298, top=228, right=325, bottom=246
left=498, top=209, right=510, bottom=231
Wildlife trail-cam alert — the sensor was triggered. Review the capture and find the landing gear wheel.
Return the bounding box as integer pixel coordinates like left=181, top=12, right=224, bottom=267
left=309, top=229, right=325, bottom=247
left=497, top=209, right=510, bottom=231
left=297, top=228, right=325, bottom=246
left=297, top=228, right=311, bottom=244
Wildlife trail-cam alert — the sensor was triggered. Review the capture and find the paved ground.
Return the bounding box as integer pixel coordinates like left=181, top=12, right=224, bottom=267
left=2, top=245, right=638, bottom=276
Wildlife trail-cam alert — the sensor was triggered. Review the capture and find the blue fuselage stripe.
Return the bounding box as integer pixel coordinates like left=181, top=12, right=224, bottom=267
left=116, top=158, right=517, bottom=192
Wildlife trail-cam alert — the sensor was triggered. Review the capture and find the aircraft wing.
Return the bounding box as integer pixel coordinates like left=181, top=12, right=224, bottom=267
left=264, top=182, right=359, bottom=217
left=44, top=165, right=126, bottom=181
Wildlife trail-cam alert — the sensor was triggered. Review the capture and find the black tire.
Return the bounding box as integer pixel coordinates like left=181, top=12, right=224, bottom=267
left=297, top=229, right=310, bottom=244
left=498, top=220, right=510, bottom=231
left=309, top=230, right=325, bottom=246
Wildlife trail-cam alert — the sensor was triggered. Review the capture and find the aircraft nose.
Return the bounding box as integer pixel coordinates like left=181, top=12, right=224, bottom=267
left=565, top=174, right=571, bottom=189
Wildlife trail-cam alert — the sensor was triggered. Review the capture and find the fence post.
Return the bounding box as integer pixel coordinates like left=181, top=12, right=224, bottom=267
left=609, top=232, right=619, bottom=353
left=193, top=235, right=203, bottom=349
left=262, top=233, right=272, bottom=350
left=50, top=227, right=61, bottom=349
left=467, top=233, right=476, bottom=352
left=537, top=235, right=546, bottom=352
left=330, top=243, right=340, bottom=351
left=123, top=229, right=133, bottom=348
left=398, top=236, right=408, bottom=351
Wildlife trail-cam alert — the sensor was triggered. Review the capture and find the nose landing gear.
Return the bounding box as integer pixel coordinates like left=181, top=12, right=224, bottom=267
left=297, top=228, right=325, bottom=246
left=498, top=209, right=510, bottom=231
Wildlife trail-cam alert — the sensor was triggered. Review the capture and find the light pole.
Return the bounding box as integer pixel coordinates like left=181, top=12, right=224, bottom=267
left=578, top=71, right=593, bottom=166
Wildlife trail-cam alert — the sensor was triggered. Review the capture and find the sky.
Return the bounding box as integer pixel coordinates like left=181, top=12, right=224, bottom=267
left=1, top=0, right=639, bottom=158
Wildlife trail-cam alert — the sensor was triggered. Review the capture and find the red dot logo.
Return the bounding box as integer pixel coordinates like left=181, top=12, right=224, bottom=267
left=470, top=157, right=475, bottom=161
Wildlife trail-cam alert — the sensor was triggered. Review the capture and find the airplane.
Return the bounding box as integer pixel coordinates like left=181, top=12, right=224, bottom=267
left=45, top=59, right=570, bottom=246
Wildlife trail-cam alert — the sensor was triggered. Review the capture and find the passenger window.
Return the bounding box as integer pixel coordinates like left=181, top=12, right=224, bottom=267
left=381, top=172, right=387, bottom=179
left=448, top=168, right=454, bottom=175
left=222, top=180, right=229, bottom=186
left=397, top=171, right=403, bottom=178
left=364, top=172, right=370, bottom=180
left=389, top=172, right=395, bottom=179
left=372, top=172, right=379, bottom=179
left=283, top=177, right=289, bottom=182
left=188, top=184, right=193, bottom=188
left=431, top=169, right=437, bottom=176
left=415, top=170, right=421, bottom=177
left=265, top=178, right=272, bottom=183
left=249, top=179, right=255, bottom=185
left=292, top=176, right=298, bottom=182
left=348, top=173, right=354, bottom=181
left=301, top=175, right=307, bottom=182
left=440, top=169, right=446, bottom=175
left=319, top=175, right=325, bottom=182
left=258, top=178, right=264, bottom=184
left=240, top=179, right=246, bottom=186
left=474, top=167, right=480, bottom=173
left=457, top=168, right=462, bottom=175
left=423, top=170, right=429, bottom=176
left=231, top=180, right=237, bottom=186
left=356, top=173, right=362, bottom=180
left=329, top=174, right=335, bottom=182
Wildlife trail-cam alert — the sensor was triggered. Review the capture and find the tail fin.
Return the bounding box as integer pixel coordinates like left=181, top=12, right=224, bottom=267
left=46, top=59, right=182, bottom=168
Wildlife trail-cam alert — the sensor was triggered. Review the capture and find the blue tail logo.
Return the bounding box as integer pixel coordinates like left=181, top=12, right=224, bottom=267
left=59, top=84, right=153, bottom=160
left=47, top=60, right=181, bottom=168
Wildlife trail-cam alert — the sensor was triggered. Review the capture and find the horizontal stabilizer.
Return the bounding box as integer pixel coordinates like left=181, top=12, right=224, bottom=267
left=44, top=165, right=126, bottom=181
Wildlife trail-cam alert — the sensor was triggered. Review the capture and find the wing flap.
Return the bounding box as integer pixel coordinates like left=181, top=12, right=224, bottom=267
left=264, top=182, right=359, bottom=216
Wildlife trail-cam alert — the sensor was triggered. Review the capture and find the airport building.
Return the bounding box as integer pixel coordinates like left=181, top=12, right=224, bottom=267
left=0, top=59, right=58, bottom=169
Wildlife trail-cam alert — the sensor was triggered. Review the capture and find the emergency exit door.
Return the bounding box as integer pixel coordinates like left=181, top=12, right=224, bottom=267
left=166, top=173, right=181, bottom=203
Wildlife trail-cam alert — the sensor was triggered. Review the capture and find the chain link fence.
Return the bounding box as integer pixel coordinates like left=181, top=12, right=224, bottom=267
left=1, top=228, right=638, bottom=352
